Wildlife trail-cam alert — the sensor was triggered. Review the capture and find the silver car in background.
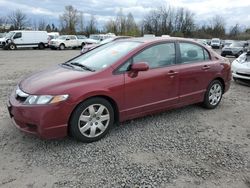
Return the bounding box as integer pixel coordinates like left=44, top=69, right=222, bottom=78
left=221, top=42, right=246, bottom=57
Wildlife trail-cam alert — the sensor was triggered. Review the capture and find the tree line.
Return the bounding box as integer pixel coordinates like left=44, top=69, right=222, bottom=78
left=0, top=5, right=250, bottom=40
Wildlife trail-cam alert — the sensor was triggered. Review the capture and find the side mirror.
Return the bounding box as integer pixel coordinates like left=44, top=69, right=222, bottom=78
left=131, top=62, right=149, bottom=72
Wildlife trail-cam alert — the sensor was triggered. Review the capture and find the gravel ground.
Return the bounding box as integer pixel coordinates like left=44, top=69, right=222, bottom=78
left=0, top=49, right=249, bottom=188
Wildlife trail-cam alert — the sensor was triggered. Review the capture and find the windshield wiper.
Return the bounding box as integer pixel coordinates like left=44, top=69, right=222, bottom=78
left=61, top=62, right=74, bottom=68
left=69, top=62, right=95, bottom=72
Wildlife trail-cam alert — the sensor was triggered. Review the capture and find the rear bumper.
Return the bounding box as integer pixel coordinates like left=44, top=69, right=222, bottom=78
left=7, top=91, right=75, bottom=139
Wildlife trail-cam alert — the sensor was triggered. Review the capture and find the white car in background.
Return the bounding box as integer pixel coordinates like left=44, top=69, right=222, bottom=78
left=49, top=35, right=88, bottom=50
left=231, top=51, right=250, bottom=84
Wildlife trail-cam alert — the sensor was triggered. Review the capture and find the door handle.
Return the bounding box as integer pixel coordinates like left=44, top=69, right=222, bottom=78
left=202, top=65, right=210, bottom=70
left=167, top=70, right=178, bottom=77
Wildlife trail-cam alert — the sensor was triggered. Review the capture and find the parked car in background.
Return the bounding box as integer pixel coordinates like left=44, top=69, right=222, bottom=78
left=195, top=39, right=212, bottom=49
left=221, top=42, right=246, bottom=57
left=81, top=36, right=132, bottom=53
left=49, top=35, right=88, bottom=50
left=0, top=32, right=6, bottom=38
left=48, top=32, right=60, bottom=46
left=85, top=33, right=116, bottom=45
left=143, top=34, right=155, bottom=37
left=0, top=30, right=48, bottom=50
left=222, top=40, right=234, bottom=48
left=7, top=37, right=231, bottom=142
left=210, top=38, right=221, bottom=49
left=231, top=51, right=250, bottom=84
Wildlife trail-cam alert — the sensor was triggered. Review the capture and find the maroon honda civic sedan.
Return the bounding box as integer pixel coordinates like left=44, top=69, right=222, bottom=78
left=7, top=37, right=231, bottom=142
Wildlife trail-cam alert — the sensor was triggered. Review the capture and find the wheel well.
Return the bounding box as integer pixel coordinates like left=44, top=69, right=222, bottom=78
left=68, top=95, right=120, bottom=133
left=214, top=77, right=225, bottom=93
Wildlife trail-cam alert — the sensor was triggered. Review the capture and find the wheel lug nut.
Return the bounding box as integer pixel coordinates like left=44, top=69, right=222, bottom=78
left=95, top=122, right=98, bottom=125
left=90, top=123, right=93, bottom=125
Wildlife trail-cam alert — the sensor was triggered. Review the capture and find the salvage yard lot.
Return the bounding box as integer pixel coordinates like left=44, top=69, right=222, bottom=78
left=0, top=49, right=249, bottom=187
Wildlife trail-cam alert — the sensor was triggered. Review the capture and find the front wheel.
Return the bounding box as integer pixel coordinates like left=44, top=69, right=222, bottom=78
left=203, top=80, right=223, bottom=109
left=70, top=97, right=114, bottom=142
left=9, top=43, right=16, bottom=50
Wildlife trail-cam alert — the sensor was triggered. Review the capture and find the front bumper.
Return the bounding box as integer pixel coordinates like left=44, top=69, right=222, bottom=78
left=7, top=91, right=75, bottom=139
left=232, top=72, right=250, bottom=80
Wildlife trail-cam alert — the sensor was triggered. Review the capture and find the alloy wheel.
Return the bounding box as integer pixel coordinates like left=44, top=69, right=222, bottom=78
left=78, top=104, right=110, bottom=138
left=208, top=83, right=222, bottom=106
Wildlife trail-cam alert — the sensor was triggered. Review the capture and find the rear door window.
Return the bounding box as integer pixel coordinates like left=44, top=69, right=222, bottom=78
left=179, top=42, right=210, bottom=64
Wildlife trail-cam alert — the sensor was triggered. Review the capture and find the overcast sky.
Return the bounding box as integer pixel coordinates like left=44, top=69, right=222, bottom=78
left=0, top=0, right=250, bottom=29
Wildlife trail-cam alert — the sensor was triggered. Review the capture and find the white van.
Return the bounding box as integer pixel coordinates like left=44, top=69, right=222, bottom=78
left=0, top=30, right=48, bottom=50
left=210, top=38, right=221, bottom=49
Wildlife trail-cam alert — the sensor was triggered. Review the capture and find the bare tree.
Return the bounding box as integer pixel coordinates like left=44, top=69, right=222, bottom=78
left=85, top=15, right=97, bottom=35
left=210, top=15, right=226, bottom=37
left=229, top=23, right=240, bottom=38
left=38, top=19, right=46, bottom=30
left=8, top=9, right=28, bottom=30
left=59, top=5, right=79, bottom=34
left=105, top=19, right=117, bottom=34
left=79, top=11, right=84, bottom=33
left=125, top=13, right=140, bottom=36
left=116, top=8, right=126, bottom=35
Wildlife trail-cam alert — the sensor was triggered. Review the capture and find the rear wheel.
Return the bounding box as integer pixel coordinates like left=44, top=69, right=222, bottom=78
left=203, top=80, right=223, bottom=109
left=59, top=43, right=65, bottom=50
left=70, top=97, right=114, bottom=142
left=38, top=43, right=45, bottom=49
left=9, top=43, right=16, bottom=50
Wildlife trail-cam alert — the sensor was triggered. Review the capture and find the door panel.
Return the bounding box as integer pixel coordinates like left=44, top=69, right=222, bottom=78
left=177, top=42, right=217, bottom=104
left=122, top=42, right=179, bottom=118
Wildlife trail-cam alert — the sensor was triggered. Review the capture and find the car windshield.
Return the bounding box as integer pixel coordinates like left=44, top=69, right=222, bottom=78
left=58, top=36, right=68, bottom=40
left=212, top=40, right=220, bottom=43
left=68, top=41, right=141, bottom=70
left=5, top=32, right=15, bottom=38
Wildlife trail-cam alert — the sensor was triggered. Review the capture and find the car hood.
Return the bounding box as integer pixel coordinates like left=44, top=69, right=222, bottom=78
left=0, top=37, right=6, bottom=42
left=20, top=65, right=94, bottom=95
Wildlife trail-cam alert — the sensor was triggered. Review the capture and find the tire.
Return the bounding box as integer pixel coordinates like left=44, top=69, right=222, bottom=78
left=38, top=43, right=45, bottom=49
left=203, top=80, right=223, bottom=109
left=9, top=43, right=16, bottom=50
left=81, top=42, right=85, bottom=49
left=59, top=43, right=65, bottom=50
left=233, top=77, right=237, bottom=82
left=70, top=97, right=114, bottom=142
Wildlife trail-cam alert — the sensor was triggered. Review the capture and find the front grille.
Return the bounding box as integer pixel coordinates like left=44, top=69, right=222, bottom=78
left=236, top=72, right=250, bottom=77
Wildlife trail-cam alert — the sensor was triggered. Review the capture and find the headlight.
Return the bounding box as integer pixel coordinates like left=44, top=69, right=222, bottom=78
left=24, top=94, right=69, bottom=105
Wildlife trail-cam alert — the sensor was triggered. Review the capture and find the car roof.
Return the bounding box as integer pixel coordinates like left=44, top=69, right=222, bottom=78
left=122, top=37, right=200, bottom=44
